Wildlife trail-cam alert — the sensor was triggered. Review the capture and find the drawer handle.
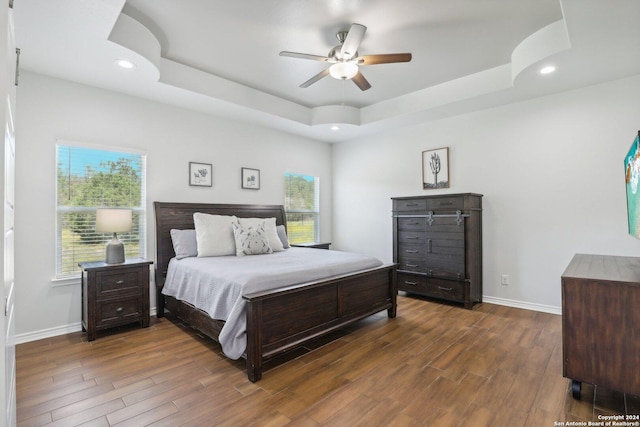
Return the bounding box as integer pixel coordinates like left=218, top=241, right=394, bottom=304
left=438, top=201, right=453, bottom=206
left=405, top=203, right=419, bottom=207
left=115, top=307, right=124, bottom=313
left=427, top=239, right=432, bottom=253
left=116, top=280, right=124, bottom=284
left=406, top=264, right=419, bottom=268
left=405, top=249, right=419, bottom=254
left=404, top=281, right=418, bottom=286
left=438, top=286, right=453, bottom=291
left=406, top=236, right=420, bottom=240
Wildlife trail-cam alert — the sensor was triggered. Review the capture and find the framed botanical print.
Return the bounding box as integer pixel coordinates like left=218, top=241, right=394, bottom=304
left=189, top=162, right=212, bottom=187
left=241, top=167, right=260, bottom=190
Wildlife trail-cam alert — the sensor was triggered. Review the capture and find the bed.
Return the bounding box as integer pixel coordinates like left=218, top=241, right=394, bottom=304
left=154, top=202, right=397, bottom=382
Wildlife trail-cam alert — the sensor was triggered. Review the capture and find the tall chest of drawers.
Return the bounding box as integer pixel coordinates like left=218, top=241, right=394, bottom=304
left=392, top=193, right=483, bottom=309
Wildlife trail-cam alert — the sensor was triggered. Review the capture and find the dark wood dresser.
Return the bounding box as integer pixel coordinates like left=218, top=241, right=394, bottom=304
left=392, top=193, right=483, bottom=309
left=79, top=258, right=153, bottom=341
left=561, top=254, right=640, bottom=398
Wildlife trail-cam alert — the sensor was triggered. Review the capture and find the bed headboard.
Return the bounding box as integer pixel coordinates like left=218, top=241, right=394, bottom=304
left=153, top=202, right=287, bottom=288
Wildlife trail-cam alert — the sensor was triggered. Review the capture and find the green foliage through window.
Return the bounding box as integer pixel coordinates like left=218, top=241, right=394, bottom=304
left=284, top=173, right=319, bottom=244
left=56, top=144, right=146, bottom=278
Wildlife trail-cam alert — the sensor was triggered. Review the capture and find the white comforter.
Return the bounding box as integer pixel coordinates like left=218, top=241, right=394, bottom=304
left=162, top=247, right=383, bottom=359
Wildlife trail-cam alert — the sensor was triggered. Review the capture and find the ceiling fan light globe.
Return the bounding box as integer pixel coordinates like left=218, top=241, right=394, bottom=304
left=329, top=62, right=359, bottom=80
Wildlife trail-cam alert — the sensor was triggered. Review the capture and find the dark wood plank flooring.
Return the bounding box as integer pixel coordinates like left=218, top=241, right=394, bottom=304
left=15, top=295, right=640, bottom=426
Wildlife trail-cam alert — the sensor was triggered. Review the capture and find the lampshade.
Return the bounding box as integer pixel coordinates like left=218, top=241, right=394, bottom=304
left=329, top=62, right=359, bottom=80
left=96, top=208, right=132, bottom=233
left=96, top=209, right=132, bottom=264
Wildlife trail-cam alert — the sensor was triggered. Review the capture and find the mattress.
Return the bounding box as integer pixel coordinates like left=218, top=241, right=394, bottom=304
left=162, top=247, right=383, bottom=359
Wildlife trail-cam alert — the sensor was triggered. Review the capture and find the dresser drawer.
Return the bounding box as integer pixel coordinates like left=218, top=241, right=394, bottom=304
left=397, top=217, right=427, bottom=231
left=397, top=242, right=427, bottom=258
left=394, top=198, right=428, bottom=212
left=96, top=295, right=143, bottom=328
left=427, top=196, right=464, bottom=211
left=397, top=256, right=428, bottom=273
left=397, top=272, right=466, bottom=301
left=398, top=231, right=427, bottom=244
left=95, top=268, right=143, bottom=299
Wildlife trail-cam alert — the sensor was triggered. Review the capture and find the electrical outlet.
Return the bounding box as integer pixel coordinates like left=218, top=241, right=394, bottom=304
left=501, top=274, right=509, bottom=286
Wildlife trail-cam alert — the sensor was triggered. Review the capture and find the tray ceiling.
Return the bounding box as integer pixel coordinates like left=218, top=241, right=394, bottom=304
left=13, top=0, right=640, bottom=142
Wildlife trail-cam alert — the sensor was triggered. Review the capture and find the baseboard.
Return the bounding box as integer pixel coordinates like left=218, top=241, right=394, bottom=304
left=13, top=307, right=158, bottom=345
left=482, top=296, right=561, bottom=315
left=13, top=322, right=82, bottom=345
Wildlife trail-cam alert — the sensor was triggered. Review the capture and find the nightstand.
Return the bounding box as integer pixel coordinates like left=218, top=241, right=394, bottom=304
left=79, top=258, right=153, bottom=341
left=291, top=242, right=331, bottom=250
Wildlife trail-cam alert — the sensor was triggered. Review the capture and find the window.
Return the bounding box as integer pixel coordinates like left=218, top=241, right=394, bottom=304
left=284, top=172, right=319, bottom=244
left=55, top=144, right=146, bottom=278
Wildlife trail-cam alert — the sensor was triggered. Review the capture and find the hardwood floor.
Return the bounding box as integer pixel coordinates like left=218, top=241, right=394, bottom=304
left=16, top=295, right=640, bottom=426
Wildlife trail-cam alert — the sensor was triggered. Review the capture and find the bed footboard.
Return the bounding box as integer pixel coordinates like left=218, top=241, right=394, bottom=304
left=244, top=264, right=397, bottom=382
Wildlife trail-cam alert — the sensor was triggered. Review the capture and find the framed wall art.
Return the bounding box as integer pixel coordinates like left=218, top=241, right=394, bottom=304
left=189, top=162, right=212, bottom=187
left=422, top=147, right=449, bottom=189
left=241, top=167, right=260, bottom=190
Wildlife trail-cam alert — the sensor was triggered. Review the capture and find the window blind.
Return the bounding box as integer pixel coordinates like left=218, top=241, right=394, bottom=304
left=55, top=144, right=146, bottom=278
left=284, top=173, right=319, bottom=244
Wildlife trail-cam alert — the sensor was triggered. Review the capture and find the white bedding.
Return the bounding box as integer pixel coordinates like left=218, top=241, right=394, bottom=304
left=162, top=247, right=383, bottom=359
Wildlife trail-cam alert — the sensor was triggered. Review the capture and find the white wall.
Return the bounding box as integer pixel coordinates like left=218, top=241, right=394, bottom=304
left=14, top=69, right=640, bottom=338
left=14, top=71, right=332, bottom=338
left=333, top=74, right=640, bottom=312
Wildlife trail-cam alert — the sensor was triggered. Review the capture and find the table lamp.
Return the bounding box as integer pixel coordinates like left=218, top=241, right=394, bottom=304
left=95, top=208, right=132, bottom=264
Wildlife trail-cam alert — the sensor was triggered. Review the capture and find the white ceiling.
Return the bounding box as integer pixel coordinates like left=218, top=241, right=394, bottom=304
left=13, top=0, right=640, bottom=142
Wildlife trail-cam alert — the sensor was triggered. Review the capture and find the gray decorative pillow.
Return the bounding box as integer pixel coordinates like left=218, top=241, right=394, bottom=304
left=238, top=217, right=284, bottom=252
left=170, top=229, right=198, bottom=259
left=232, top=221, right=273, bottom=256
left=276, top=225, right=290, bottom=249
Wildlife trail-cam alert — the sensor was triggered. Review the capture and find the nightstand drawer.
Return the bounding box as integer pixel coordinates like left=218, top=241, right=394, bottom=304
left=95, top=268, right=142, bottom=299
left=96, top=296, right=143, bottom=328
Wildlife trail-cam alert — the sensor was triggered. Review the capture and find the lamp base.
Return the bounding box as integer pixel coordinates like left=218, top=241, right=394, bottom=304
left=105, top=233, right=125, bottom=264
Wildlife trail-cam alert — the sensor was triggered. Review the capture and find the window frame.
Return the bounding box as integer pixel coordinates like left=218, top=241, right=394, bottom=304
left=54, top=141, right=147, bottom=281
left=283, top=172, right=320, bottom=244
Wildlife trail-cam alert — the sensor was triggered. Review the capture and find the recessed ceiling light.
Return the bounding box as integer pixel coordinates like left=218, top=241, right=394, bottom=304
left=330, top=125, right=340, bottom=131
left=116, top=59, right=136, bottom=69
left=539, top=65, right=556, bottom=75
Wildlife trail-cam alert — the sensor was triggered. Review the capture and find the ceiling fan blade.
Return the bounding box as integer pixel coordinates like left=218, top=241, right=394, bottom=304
left=341, top=23, right=366, bottom=59
left=351, top=71, right=371, bottom=91
left=358, top=53, right=412, bottom=65
left=279, top=51, right=331, bottom=62
left=300, top=68, right=330, bottom=88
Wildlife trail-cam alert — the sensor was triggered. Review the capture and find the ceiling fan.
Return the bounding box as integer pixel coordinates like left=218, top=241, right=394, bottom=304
left=279, top=23, right=412, bottom=91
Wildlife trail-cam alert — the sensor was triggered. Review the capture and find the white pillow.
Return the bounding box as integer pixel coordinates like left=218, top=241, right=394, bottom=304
left=237, top=217, right=285, bottom=252
left=232, top=221, right=273, bottom=256
left=193, top=213, right=238, bottom=257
